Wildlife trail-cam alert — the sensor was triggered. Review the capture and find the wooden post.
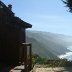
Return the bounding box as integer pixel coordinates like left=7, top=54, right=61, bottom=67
left=22, top=43, right=28, bottom=72
left=29, top=44, right=32, bottom=71
left=22, top=43, right=32, bottom=72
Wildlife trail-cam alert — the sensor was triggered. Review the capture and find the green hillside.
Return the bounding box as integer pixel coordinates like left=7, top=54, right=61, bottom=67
left=26, top=30, right=71, bottom=59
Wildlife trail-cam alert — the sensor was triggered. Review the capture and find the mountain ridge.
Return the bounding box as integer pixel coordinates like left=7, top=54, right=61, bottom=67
left=26, top=30, right=72, bottom=59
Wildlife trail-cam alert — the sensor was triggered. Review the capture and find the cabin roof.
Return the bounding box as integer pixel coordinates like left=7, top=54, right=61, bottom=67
left=0, top=1, right=32, bottom=28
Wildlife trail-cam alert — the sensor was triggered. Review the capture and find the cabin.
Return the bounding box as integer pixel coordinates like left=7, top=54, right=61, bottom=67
left=0, top=1, right=32, bottom=72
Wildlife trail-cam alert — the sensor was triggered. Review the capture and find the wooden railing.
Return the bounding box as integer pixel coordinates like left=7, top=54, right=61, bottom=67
left=19, top=43, right=32, bottom=72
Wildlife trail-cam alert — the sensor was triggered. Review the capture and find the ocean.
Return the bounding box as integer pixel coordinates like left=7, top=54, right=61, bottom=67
left=59, top=46, right=72, bottom=61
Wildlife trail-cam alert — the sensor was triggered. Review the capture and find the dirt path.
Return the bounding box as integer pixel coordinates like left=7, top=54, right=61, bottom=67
left=32, top=67, right=72, bottom=72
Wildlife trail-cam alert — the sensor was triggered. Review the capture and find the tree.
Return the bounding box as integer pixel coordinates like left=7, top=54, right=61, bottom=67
left=62, top=0, right=72, bottom=12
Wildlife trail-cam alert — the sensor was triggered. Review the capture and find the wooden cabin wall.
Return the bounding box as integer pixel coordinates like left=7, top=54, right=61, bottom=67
left=19, top=28, right=26, bottom=63
left=0, top=10, right=25, bottom=66
left=20, top=28, right=26, bottom=43
left=0, top=24, right=21, bottom=66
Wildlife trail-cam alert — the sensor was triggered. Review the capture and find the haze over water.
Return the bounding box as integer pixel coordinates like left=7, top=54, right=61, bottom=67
left=59, top=46, right=72, bottom=61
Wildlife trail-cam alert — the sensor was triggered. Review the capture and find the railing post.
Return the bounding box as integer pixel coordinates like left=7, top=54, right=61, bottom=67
left=29, top=44, right=32, bottom=71
left=22, top=43, right=28, bottom=72
left=21, top=43, right=32, bottom=72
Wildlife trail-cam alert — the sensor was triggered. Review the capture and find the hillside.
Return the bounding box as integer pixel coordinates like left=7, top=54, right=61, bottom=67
left=26, top=30, right=72, bottom=59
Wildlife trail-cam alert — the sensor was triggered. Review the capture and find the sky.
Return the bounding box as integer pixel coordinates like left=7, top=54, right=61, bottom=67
left=2, top=0, right=72, bottom=36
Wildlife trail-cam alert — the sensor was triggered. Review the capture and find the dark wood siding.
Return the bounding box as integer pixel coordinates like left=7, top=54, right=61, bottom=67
left=0, top=24, right=21, bottom=66
left=0, top=8, right=26, bottom=66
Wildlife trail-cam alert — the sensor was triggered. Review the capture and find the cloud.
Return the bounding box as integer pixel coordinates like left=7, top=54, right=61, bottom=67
left=59, top=52, right=72, bottom=61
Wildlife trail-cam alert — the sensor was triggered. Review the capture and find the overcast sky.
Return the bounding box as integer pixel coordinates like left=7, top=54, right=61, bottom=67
left=2, top=0, right=72, bottom=36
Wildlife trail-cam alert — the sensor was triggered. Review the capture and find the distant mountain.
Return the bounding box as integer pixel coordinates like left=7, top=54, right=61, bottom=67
left=26, top=30, right=72, bottom=59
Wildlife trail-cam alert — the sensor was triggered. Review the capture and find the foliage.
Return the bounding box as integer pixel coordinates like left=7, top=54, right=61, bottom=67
left=32, top=54, right=48, bottom=67
left=62, top=0, right=72, bottom=12
left=32, top=54, right=72, bottom=67
left=46, top=59, right=72, bottom=67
